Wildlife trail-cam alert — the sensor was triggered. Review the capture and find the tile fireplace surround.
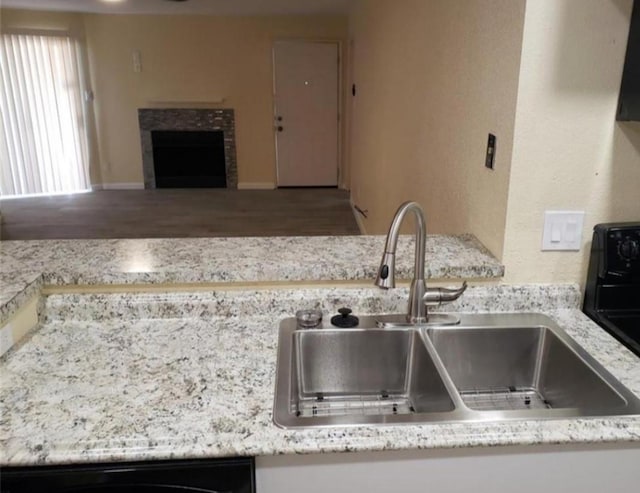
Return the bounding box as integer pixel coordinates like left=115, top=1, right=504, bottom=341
left=138, top=108, right=238, bottom=189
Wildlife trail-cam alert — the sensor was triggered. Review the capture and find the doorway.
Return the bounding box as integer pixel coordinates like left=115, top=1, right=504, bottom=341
left=272, top=41, right=339, bottom=187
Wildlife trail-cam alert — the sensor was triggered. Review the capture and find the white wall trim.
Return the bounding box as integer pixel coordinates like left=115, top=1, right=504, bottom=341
left=237, top=182, right=276, bottom=190
left=350, top=198, right=367, bottom=235
left=92, top=183, right=145, bottom=191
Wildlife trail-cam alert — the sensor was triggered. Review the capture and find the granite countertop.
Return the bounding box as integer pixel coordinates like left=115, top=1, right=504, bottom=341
left=2, top=284, right=639, bottom=466
left=0, top=234, right=503, bottom=324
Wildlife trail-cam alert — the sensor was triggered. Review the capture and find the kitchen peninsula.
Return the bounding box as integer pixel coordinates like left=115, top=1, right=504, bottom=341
left=1, top=234, right=638, bottom=493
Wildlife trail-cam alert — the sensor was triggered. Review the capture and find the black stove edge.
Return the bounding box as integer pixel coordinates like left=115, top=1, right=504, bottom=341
left=583, top=308, right=640, bottom=358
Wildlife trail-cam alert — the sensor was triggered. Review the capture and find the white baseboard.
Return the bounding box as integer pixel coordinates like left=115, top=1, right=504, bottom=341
left=237, top=182, right=276, bottom=190
left=350, top=198, right=368, bottom=235
left=93, top=183, right=145, bottom=191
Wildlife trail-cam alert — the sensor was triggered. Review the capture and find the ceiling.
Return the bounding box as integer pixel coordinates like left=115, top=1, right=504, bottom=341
left=0, top=0, right=352, bottom=16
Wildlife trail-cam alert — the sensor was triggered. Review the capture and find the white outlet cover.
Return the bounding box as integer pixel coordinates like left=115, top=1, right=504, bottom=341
left=542, top=211, right=585, bottom=251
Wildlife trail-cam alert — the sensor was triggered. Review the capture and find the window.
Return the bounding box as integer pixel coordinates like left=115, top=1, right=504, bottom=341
left=0, top=33, right=90, bottom=197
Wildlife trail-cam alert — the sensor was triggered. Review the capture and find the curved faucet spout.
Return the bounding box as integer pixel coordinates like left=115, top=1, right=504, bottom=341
left=375, top=201, right=467, bottom=324
left=375, top=201, right=427, bottom=323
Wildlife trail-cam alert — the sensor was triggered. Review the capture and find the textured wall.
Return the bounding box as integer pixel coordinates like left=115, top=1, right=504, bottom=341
left=346, top=0, right=526, bottom=258
left=502, top=0, right=640, bottom=284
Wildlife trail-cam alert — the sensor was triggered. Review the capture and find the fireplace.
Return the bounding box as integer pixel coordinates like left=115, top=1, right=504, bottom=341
left=138, top=108, right=237, bottom=189
left=152, top=130, right=226, bottom=188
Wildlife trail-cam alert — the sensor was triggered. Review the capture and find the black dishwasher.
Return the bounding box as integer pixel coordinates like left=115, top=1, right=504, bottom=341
left=0, top=457, right=254, bottom=493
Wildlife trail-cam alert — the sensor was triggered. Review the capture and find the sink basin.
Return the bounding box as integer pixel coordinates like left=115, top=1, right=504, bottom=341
left=273, top=313, right=640, bottom=428
left=428, top=325, right=628, bottom=414
left=289, top=329, right=454, bottom=424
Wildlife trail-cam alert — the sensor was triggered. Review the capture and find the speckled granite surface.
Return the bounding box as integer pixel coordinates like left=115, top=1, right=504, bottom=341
left=40, top=285, right=582, bottom=323
left=0, top=234, right=503, bottom=324
left=0, top=272, right=43, bottom=325
left=2, top=284, right=638, bottom=467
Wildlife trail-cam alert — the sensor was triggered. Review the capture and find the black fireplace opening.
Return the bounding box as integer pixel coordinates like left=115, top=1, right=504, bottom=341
left=151, top=130, right=226, bottom=188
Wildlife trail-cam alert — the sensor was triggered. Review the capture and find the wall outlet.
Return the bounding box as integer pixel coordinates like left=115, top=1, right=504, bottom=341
left=0, top=323, right=14, bottom=357
left=542, top=211, right=585, bottom=251
left=485, top=133, right=496, bottom=169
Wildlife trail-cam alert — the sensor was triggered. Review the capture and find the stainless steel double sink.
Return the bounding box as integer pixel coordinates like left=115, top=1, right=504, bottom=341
left=273, top=313, right=640, bottom=428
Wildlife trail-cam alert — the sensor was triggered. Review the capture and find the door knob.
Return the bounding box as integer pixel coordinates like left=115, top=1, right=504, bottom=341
left=276, top=116, right=283, bottom=121
left=277, top=126, right=284, bottom=132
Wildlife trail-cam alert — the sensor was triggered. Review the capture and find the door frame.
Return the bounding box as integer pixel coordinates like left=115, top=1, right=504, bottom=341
left=271, top=38, right=344, bottom=188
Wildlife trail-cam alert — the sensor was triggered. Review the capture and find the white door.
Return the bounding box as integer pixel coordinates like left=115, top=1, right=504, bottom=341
left=273, top=41, right=339, bottom=187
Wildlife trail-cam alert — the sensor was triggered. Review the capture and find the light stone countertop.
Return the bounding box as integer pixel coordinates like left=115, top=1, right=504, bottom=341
left=0, top=234, right=503, bottom=325
left=2, top=284, right=639, bottom=467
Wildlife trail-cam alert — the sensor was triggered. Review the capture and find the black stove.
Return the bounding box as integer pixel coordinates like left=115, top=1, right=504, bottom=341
left=583, top=222, right=640, bottom=356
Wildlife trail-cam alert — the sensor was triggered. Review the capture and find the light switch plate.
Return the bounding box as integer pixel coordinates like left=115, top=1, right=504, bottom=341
left=132, top=50, right=142, bottom=73
left=542, top=211, right=585, bottom=251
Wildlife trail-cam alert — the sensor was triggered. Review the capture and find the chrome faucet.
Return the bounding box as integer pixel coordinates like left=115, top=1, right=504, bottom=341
left=375, top=201, right=467, bottom=324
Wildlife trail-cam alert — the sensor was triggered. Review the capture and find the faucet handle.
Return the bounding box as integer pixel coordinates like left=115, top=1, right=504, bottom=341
left=423, top=281, right=468, bottom=307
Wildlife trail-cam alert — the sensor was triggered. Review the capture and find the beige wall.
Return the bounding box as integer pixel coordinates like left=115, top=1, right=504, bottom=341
left=347, top=0, right=526, bottom=258
left=0, top=8, right=84, bottom=34
left=83, top=14, right=347, bottom=186
left=502, top=0, right=640, bottom=284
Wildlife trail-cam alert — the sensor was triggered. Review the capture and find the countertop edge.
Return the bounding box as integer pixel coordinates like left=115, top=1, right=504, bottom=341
left=0, top=234, right=504, bottom=325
